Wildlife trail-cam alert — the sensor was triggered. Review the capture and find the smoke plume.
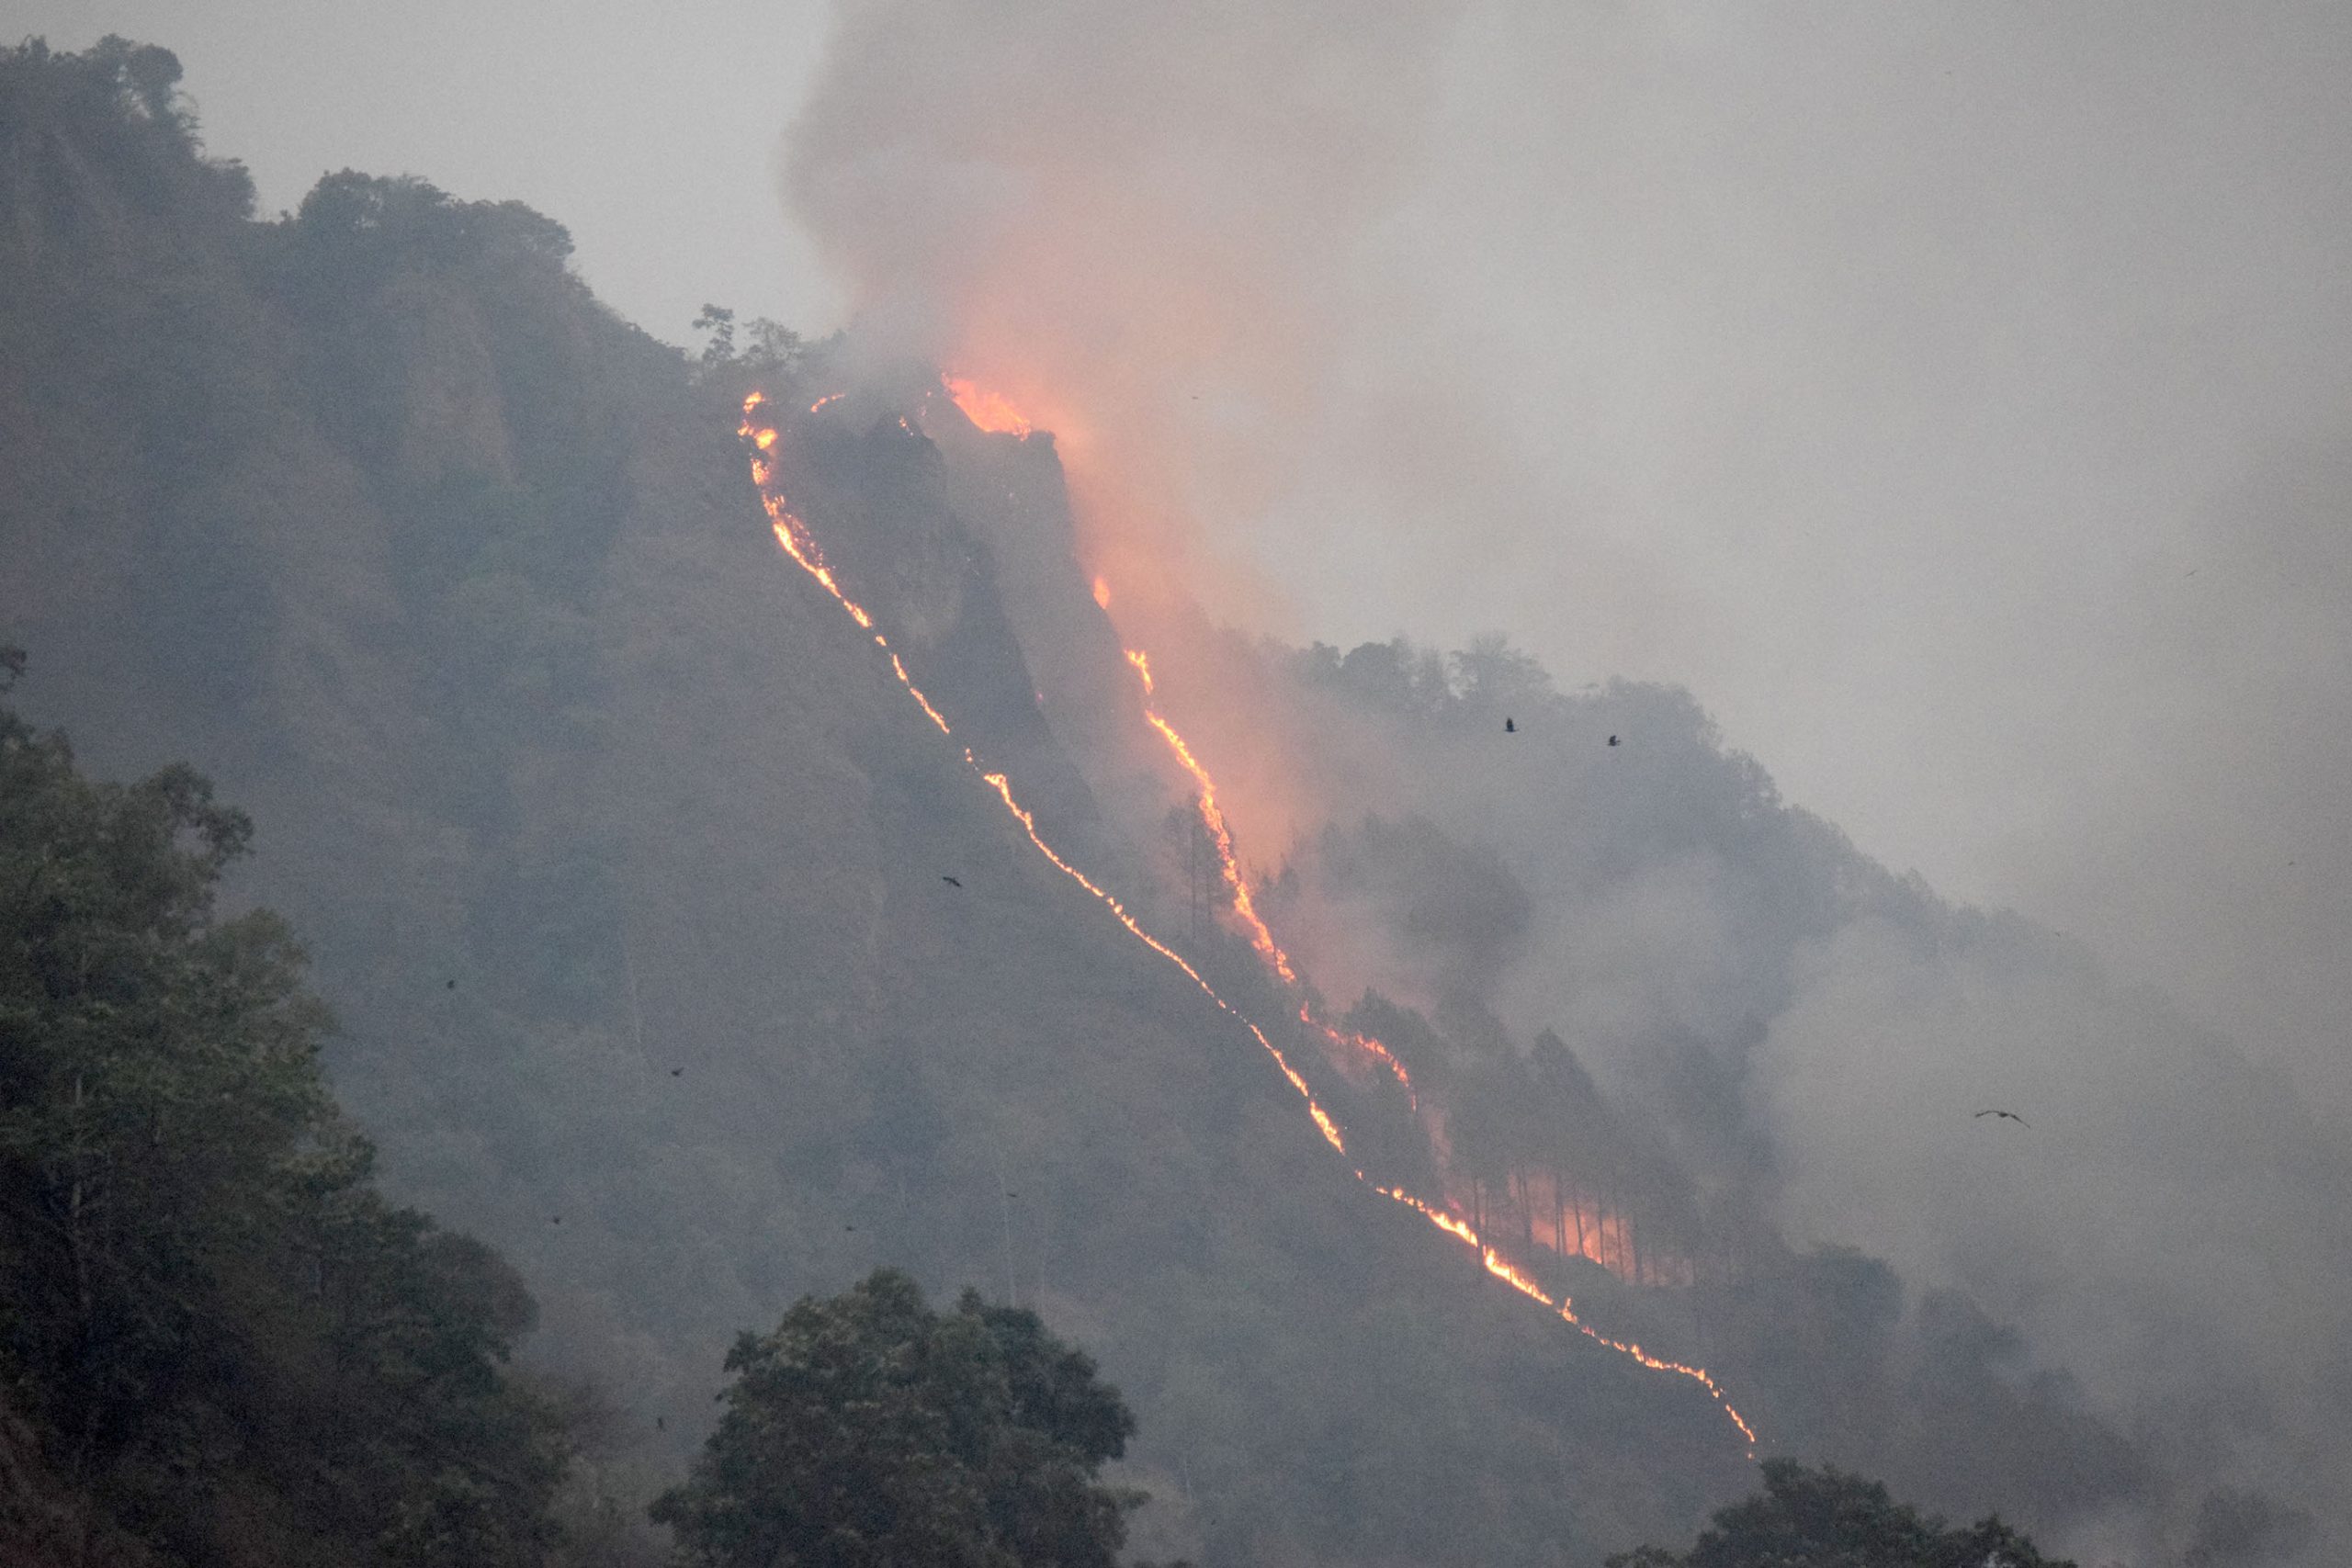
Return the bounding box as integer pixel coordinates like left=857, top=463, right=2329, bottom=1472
left=782, top=2, right=2352, bottom=1555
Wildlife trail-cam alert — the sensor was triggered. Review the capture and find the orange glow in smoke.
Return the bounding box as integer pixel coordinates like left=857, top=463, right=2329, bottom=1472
left=1121, top=650, right=1423, bottom=1108
left=732, top=390, right=1751, bottom=1454
left=944, top=375, right=1033, bottom=437
left=1093, top=576, right=1113, bottom=610
left=1127, top=657, right=1300, bottom=988
left=809, top=392, right=844, bottom=414
left=739, top=391, right=1340, bottom=1159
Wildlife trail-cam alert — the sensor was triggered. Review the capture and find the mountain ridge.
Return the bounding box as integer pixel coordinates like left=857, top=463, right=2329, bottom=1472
left=6, top=37, right=2343, bottom=1567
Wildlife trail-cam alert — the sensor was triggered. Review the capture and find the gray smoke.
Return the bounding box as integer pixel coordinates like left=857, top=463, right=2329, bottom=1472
left=782, top=2, right=2352, bottom=1556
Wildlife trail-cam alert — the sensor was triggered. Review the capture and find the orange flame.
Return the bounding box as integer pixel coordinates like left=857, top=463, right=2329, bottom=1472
left=1125, top=652, right=1300, bottom=987
left=731, top=392, right=1752, bottom=1455
left=809, top=392, right=844, bottom=414
left=1123, top=651, right=1421, bottom=1107
left=944, top=375, right=1033, bottom=437
left=1093, top=576, right=1113, bottom=610
left=1374, top=1187, right=1756, bottom=1451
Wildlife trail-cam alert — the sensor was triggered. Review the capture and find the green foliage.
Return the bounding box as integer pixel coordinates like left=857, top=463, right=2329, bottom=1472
left=694, top=302, right=804, bottom=374
left=1607, top=1460, right=2072, bottom=1568
left=0, top=36, right=255, bottom=228
left=651, top=1269, right=1140, bottom=1568
left=0, top=694, right=569, bottom=1565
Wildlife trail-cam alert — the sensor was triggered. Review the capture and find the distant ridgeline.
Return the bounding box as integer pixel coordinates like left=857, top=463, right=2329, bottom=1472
left=8, top=34, right=2326, bottom=1568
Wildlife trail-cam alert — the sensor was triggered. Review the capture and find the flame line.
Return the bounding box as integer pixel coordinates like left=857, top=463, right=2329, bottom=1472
left=1114, top=648, right=1758, bottom=1442
left=1372, top=1187, right=1757, bottom=1450
left=1123, top=651, right=1422, bottom=1100
left=734, top=391, right=1752, bottom=1453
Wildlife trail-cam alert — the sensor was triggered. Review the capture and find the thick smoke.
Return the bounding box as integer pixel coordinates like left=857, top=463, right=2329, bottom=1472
left=786, top=0, right=1465, bottom=629
left=787, top=1, right=2352, bottom=1119
left=783, top=1, right=2352, bottom=1554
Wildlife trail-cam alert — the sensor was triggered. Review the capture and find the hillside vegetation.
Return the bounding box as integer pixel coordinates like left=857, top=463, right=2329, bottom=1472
left=6, top=36, right=2339, bottom=1568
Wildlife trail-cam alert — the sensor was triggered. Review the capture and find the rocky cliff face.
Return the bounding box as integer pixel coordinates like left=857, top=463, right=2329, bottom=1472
left=0, top=65, right=1748, bottom=1566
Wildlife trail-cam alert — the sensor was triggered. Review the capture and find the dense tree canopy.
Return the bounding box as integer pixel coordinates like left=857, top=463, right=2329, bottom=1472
left=1607, top=1460, right=2071, bottom=1568
left=0, top=680, right=569, bottom=1566
left=651, top=1269, right=1142, bottom=1568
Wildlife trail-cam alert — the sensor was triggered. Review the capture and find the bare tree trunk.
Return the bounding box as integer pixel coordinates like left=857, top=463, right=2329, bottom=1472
left=987, top=1133, right=1017, bottom=1307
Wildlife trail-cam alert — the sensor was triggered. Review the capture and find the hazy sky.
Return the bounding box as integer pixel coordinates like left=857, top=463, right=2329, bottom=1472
left=13, top=2, right=2349, bottom=1116
left=1, top=0, right=842, bottom=342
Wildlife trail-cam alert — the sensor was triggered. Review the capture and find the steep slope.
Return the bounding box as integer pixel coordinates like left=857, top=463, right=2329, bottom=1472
left=11, top=38, right=2345, bottom=1568
left=0, top=41, right=1749, bottom=1567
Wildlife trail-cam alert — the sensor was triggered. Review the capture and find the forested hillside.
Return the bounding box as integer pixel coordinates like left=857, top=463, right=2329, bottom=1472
left=0, top=671, right=568, bottom=1564
left=4, top=37, right=2342, bottom=1568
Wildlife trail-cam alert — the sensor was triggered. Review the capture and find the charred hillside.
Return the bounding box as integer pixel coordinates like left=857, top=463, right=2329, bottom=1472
left=6, top=37, right=2345, bottom=1568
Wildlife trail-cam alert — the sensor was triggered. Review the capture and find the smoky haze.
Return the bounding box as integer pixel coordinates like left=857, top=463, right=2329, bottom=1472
left=785, top=1, right=2352, bottom=1133
left=786, top=2, right=2352, bottom=1558
left=7, top=1, right=2347, bottom=1559
left=23, top=0, right=2346, bottom=1122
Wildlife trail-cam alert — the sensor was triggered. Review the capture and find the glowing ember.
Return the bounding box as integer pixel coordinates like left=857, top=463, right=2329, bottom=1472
left=730, top=392, right=1754, bottom=1457
left=944, top=375, right=1034, bottom=437
left=1374, top=1187, right=1758, bottom=1452
left=1125, top=654, right=1299, bottom=987
left=809, top=392, right=844, bottom=413
left=735, top=391, right=1344, bottom=1162
left=1123, top=649, right=1421, bottom=1104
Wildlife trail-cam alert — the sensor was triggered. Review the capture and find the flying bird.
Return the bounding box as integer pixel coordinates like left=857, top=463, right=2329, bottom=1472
left=670, top=1066, right=684, bottom=1077
left=446, top=979, right=457, bottom=989
left=1504, top=717, right=1517, bottom=734
left=1973, top=1109, right=2030, bottom=1127
left=549, top=1215, right=562, bottom=1225
left=1607, top=735, right=1620, bottom=747
left=941, top=874, right=963, bottom=888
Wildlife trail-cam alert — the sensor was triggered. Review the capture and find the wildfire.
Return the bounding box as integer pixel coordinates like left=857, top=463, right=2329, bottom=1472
left=1126, top=658, right=1300, bottom=988
left=731, top=390, right=1754, bottom=1455
left=1309, top=1009, right=1417, bottom=1102
left=739, top=391, right=1343, bottom=1160
left=944, top=375, right=1033, bottom=437
left=1120, top=649, right=1424, bottom=1104
left=1374, top=1187, right=1757, bottom=1451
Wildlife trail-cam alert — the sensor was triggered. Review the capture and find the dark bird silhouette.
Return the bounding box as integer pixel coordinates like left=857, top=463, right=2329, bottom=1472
left=844, top=1224, right=856, bottom=1232
left=1504, top=716, right=1517, bottom=733
left=446, top=979, right=457, bottom=989
left=670, top=1066, right=684, bottom=1077
left=1607, top=734, right=1620, bottom=747
left=655, top=1416, right=665, bottom=1432
left=1974, top=1109, right=2030, bottom=1127
left=549, top=1215, right=562, bottom=1225
left=942, top=874, right=963, bottom=888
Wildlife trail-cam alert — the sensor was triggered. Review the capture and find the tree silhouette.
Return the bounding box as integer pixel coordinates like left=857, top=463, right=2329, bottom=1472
left=652, top=1269, right=1142, bottom=1568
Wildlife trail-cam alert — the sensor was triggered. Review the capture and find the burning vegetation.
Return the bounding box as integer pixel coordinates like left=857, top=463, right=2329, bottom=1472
left=741, top=386, right=1757, bottom=1454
